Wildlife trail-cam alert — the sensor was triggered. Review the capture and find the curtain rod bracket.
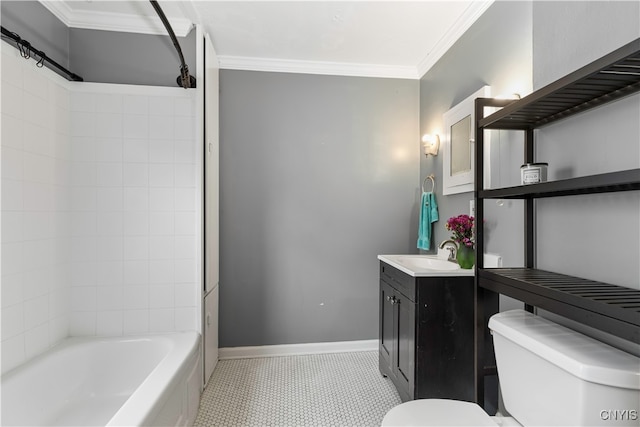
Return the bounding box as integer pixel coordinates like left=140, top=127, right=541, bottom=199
left=149, top=0, right=196, bottom=89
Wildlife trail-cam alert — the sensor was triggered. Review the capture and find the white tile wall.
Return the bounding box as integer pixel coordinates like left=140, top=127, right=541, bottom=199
left=68, top=86, right=199, bottom=338
left=1, top=46, right=71, bottom=374
left=1, top=45, right=201, bottom=374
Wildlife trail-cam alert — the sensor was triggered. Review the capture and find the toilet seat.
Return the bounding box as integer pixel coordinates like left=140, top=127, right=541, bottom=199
left=381, top=399, right=498, bottom=427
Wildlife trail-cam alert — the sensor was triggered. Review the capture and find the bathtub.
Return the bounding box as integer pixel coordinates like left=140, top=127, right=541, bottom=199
left=1, top=332, right=202, bottom=426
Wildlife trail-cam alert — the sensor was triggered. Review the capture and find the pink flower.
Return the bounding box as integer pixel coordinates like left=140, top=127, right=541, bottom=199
left=445, top=214, right=475, bottom=248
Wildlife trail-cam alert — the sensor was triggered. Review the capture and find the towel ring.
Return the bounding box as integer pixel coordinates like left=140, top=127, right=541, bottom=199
left=422, top=174, right=435, bottom=193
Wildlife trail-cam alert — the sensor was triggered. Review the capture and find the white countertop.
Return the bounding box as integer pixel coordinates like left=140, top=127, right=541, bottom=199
left=378, top=254, right=475, bottom=277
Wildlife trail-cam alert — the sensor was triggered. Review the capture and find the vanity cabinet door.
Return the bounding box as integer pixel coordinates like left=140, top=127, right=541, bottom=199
left=379, top=279, right=416, bottom=401
left=379, top=280, right=395, bottom=378
left=395, top=290, right=415, bottom=401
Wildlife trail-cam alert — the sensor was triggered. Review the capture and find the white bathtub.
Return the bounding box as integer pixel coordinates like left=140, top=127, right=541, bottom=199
left=1, top=332, right=202, bottom=426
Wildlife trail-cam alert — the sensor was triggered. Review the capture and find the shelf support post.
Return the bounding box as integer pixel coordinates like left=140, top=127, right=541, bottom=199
left=473, top=98, right=512, bottom=413
left=474, top=98, right=486, bottom=408
left=524, top=129, right=535, bottom=270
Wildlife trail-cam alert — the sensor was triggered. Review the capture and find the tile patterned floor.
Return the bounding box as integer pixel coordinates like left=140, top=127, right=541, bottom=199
left=194, top=351, right=401, bottom=426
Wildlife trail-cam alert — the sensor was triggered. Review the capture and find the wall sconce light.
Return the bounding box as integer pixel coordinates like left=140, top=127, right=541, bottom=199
left=422, top=134, right=440, bottom=156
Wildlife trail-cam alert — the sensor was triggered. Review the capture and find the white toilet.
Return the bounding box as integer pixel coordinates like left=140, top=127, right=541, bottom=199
left=382, top=309, right=640, bottom=426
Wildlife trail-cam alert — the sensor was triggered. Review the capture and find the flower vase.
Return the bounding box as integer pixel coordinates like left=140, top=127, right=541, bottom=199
left=457, top=245, right=475, bottom=269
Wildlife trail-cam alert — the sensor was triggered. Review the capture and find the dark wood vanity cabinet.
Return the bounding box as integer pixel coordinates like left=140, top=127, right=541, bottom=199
left=379, top=262, right=475, bottom=402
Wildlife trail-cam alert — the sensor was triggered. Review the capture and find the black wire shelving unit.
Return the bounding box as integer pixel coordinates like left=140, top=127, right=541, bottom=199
left=472, top=37, right=640, bottom=409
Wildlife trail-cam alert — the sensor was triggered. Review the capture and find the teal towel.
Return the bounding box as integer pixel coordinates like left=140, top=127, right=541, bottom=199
left=417, top=192, right=439, bottom=250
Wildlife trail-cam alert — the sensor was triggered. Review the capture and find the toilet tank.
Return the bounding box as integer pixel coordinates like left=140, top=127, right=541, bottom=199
left=489, top=310, right=640, bottom=426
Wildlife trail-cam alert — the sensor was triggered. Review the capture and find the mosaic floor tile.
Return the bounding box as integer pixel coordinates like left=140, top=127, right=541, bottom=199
left=195, top=351, right=401, bottom=426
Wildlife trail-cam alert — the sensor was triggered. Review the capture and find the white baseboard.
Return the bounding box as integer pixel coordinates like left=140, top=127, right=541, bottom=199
left=219, top=339, right=378, bottom=360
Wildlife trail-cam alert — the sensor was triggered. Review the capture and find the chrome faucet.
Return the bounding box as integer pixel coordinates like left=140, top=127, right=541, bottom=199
left=439, top=239, right=458, bottom=261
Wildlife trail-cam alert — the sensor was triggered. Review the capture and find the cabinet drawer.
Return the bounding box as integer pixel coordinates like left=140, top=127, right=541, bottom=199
left=380, top=262, right=415, bottom=301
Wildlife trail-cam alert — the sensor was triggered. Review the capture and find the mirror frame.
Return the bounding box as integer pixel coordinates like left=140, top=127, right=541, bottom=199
left=442, top=86, right=491, bottom=195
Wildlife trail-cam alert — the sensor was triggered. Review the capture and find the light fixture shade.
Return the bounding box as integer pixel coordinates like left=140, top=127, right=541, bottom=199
left=422, top=134, right=440, bottom=156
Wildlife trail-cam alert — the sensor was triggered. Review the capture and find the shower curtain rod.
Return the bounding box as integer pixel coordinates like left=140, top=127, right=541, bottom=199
left=1, top=26, right=83, bottom=82
left=149, top=0, right=196, bottom=89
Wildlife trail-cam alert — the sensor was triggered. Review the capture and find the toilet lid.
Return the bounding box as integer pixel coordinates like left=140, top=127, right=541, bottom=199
left=381, top=399, right=498, bottom=427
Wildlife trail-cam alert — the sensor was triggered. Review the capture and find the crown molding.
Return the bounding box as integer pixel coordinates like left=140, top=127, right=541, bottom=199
left=218, top=56, right=420, bottom=80
left=39, top=1, right=193, bottom=37
left=416, top=0, right=494, bottom=79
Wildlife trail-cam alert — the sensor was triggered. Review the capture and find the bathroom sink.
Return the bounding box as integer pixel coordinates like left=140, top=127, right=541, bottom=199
left=396, top=256, right=460, bottom=271
left=377, top=254, right=474, bottom=277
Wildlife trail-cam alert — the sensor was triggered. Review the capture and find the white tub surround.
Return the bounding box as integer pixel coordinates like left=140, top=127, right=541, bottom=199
left=68, top=83, right=199, bottom=337
left=2, top=41, right=202, bottom=378
left=1, top=332, right=202, bottom=427
left=1, top=42, right=72, bottom=374
left=2, top=33, right=205, bottom=427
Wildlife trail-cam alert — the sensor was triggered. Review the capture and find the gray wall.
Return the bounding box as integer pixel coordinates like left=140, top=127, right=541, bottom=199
left=1, top=0, right=195, bottom=87
left=531, top=1, right=639, bottom=354
left=1, top=1, right=70, bottom=78
left=219, top=70, right=419, bottom=347
left=532, top=1, right=640, bottom=291
left=419, top=0, right=533, bottom=269
left=419, top=0, right=638, bottom=352
left=69, top=27, right=196, bottom=87
left=419, top=0, right=639, bottom=331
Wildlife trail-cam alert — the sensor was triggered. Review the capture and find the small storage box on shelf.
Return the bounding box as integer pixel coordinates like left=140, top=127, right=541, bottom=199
left=473, top=38, right=640, bottom=408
